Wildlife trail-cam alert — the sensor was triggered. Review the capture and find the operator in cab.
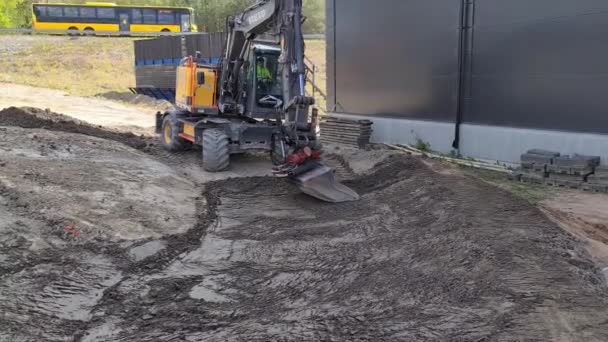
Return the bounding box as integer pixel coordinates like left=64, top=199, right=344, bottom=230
left=257, top=56, right=273, bottom=89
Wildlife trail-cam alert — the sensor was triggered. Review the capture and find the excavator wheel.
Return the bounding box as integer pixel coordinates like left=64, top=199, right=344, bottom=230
left=161, top=114, right=192, bottom=152
left=202, top=129, right=230, bottom=172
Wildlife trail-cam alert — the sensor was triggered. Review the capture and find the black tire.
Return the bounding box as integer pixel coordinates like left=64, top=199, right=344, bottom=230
left=84, top=28, right=94, bottom=35
left=202, top=129, right=230, bottom=172
left=67, top=27, right=78, bottom=36
left=161, top=28, right=171, bottom=33
left=160, top=114, right=192, bottom=152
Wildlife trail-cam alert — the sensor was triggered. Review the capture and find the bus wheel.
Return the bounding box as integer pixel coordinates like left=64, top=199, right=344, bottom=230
left=67, top=27, right=78, bottom=36
left=161, top=28, right=171, bottom=33
left=84, top=28, right=95, bottom=36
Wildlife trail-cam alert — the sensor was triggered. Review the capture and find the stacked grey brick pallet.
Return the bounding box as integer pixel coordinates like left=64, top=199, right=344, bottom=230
left=319, top=117, right=373, bottom=149
left=511, top=149, right=606, bottom=193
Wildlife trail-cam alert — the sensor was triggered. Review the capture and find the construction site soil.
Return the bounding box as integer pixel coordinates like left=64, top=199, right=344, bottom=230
left=1, top=107, right=608, bottom=341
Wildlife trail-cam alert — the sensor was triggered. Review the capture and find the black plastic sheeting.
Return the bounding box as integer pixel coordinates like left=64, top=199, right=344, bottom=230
left=133, top=32, right=227, bottom=63
left=327, top=0, right=608, bottom=134
left=135, top=65, right=177, bottom=89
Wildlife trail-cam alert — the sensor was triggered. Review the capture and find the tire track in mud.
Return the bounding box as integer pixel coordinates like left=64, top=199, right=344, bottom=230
left=66, top=176, right=224, bottom=340
left=323, top=153, right=357, bottom=181
left=0, top=166, right=218, bottom=341
left=75, top=156, right=608, bottom=341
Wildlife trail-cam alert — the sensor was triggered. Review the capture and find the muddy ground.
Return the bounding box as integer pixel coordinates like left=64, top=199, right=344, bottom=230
left=1, top=108, right=608, bottom=341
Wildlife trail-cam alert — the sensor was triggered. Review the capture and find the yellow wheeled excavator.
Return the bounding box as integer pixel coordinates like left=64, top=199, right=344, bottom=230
left=155, top=0, right=359, bottom=203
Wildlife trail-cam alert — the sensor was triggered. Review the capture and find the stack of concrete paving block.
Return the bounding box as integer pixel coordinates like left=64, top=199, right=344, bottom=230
left=510, top=149, right=606, bottom=193
left=513, top=149, right=560, bottom=184
left=584, top=165, right=608, bottom=193
left=320, top=117, right=373, bottom=149
left=545, top=154, right=599, bottom=189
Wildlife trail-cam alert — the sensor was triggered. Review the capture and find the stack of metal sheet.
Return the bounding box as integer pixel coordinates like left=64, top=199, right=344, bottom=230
left=584, top=166, right=608, bottom=193
left=319, top=116, right=373, bottom=149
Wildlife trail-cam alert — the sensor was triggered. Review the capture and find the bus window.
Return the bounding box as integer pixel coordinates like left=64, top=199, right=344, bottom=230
left=33, top=5, right=46, bottom=17
left=143, top=9, right=156, bottom=24
left=48, top=7, right=63, bottom=18
left=64, top=7, right=78, bottom=18
left=132, top=9, right=142, bottom=24
left=158, top=10, right=175, bottom=25
left=80, top=7, right=96, bottom=19
left=97, top=8, right=116, bottom=19
left=180, top=14, right=191, bottom=32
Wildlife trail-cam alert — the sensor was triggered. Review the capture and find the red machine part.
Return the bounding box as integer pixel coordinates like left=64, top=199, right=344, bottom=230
left=286, top=147, right=322, bottom=165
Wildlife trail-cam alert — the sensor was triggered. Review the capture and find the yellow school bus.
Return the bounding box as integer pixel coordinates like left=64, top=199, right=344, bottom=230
left=32, top=2, right=198, bottom=34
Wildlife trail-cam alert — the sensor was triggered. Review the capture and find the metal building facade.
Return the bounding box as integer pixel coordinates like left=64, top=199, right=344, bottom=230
left=327, top=0, right=461, bottom=122
left=326, top=0, right=608, bottom=164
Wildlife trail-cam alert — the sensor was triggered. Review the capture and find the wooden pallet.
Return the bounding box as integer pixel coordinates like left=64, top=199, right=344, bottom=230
left=319, top=116, right=373, bottom=149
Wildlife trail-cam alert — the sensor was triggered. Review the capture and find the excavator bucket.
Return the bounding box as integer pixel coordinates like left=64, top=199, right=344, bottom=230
left=290, top=163, right=360, bottom=203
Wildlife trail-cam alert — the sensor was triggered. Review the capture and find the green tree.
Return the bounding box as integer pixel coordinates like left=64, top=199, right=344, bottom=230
left=303, top=0, right=325, bottom=34
left=14, top=0, right=34, bottom=28
left=0, top=0, right=17, bottom=28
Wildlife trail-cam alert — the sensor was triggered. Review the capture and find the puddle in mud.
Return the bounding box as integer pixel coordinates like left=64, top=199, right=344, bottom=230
left=189, top=277, right=233, bottom=303
left=81, top=321, right=122, bottom=342
left=128, top=240, right=166, bottom=261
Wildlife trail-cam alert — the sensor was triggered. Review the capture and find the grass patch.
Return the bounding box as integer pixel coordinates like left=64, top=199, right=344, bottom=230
left=468, top=168, right=555, bottom=205
left=0, top=35, right=328, bottom=102
left=414, top=138, right=432, bottom=152
left=0, top=36, right=136, bottom=96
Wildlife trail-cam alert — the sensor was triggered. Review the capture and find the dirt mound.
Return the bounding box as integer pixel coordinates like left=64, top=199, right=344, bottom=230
left=0, top=106, right=148, bottom=149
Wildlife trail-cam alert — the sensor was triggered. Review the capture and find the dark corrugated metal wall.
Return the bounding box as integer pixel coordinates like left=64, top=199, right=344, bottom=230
left=327, top=0, right=608, bottom=134
left=463, top=0, right=608, bottom=133
left=327, top=0, right=462, bottom=122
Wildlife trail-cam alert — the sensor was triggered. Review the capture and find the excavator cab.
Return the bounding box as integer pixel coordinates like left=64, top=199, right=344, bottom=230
left=242, top=44, right=285, bottom=117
